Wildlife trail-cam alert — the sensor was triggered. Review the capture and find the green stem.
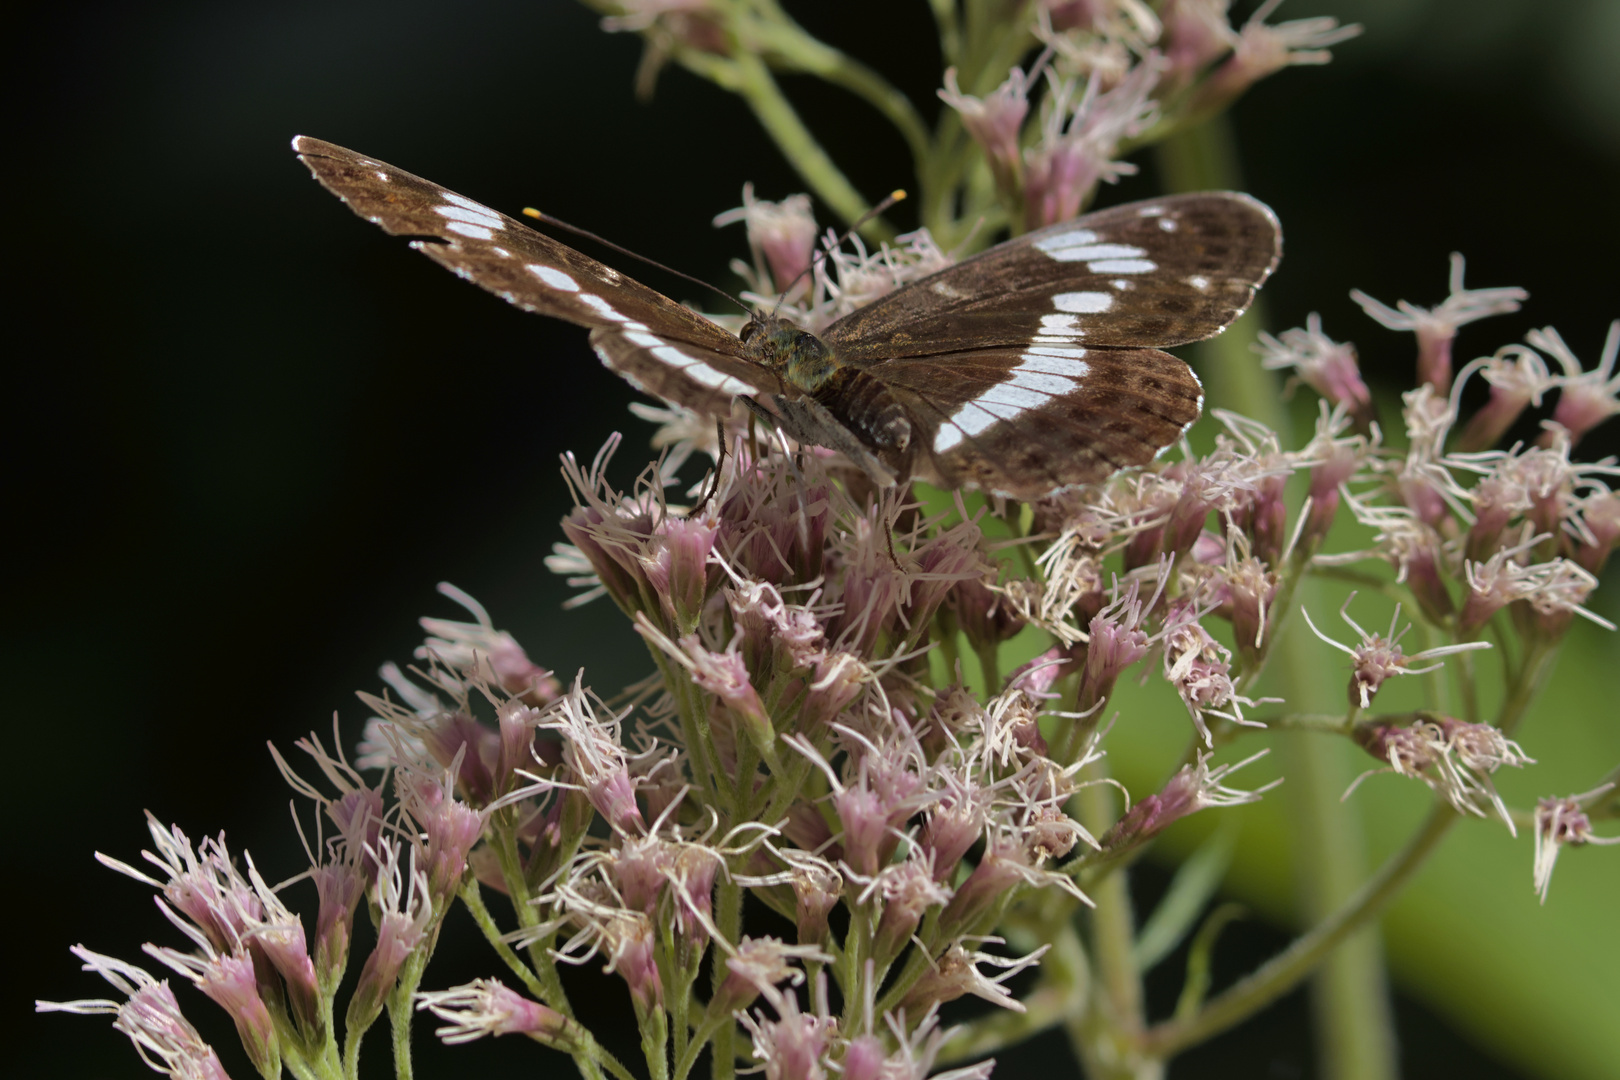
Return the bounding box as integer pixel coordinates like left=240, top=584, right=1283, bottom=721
left=386, top=945, right=430, bottom=1080
left=489, top=820, right=576, bottom=1019
left=1069, top=762, right=1153, bottom=1078
left=459, top=879, right=547, bottom=1002
left=1140, top=803, right=1455, bottom=1058
left=711, top=880, right=743, bottom=1080
left=928, top=0, right=961, bottom=66
left=727, top=50, right=887, bottom=235
left=1263, top=712, right=1356, bottom=734
left=754, top=19, right=930, bottom=179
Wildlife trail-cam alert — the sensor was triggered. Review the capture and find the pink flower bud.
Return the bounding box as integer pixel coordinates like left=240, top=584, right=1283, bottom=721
left=420, top=712, right=500, bottom=805
left=949, top=572, right=1026, bottom=649
left=1161, top=0, right=1235, bottom=90
left=712, top=937, right=828, bottom=1016
left=935, top=838, right=1032, bottom=940
left=194, top=951, right=278, bottom=1076
left=1190, top=5, right=1361, bottom=119
left=800, top=651, right=866, bottom=733
left=348, top=846, right=432, bottom=1032
left=610, top=918, right=663, bottom=1013
left=1533, top=784, right=1620, bottom=903
left=841, top=1034, right=889, bottom=1080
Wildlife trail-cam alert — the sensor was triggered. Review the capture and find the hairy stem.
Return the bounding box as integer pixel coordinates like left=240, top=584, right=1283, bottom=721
left=727, top=50, right=888, bottom=235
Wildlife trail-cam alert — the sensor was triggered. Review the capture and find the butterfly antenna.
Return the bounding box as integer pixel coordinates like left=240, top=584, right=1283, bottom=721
left=522, top=207, right=751, bottom=316
left=768, top=189, right=907, bottom=321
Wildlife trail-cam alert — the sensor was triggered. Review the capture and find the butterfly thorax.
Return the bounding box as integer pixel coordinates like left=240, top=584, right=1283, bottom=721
left=739, top=316, right=842, bottom=392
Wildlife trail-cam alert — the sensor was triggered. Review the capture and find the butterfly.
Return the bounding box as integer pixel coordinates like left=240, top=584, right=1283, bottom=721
left=294, top=136, right=1280, bottom=501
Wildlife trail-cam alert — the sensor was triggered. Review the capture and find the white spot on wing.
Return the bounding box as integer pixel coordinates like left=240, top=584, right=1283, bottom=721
left=684, top=362, right=754, bottom=394
left=492, top=247, right=510, bottom=258
left=624, top=330, right=663, bottom=348
left=931, top=281, right=966, bottom=299
left=1018, top=353, right=1090, bottom=379
left=1043, top=241, right=1147, bottom=264
left=434, top=204, right=504, bottom=231
left=1041, top=314, right=1080, bottom=331
left=1089, top=258, right=1156, bottom=274
left=442, top=192, right=495, bottom=214
left=975, top=383, right=1046, bottom=410
left=375, top=171, right=389, bottom=182
left=1157, top=217, right=1178, bottom=231
left=445, top=221, right=495, bottom=240
left=578, top=294, right=628, bottom=321
left=1187, top=275, right=1211, bottom=291
left=1024, top=345, right=1088, bottom=359
left=1008, top=367, right=1074, bottom=395
left=528, top=265, right=580, bottom=292
left=934, top=347, right=1091, bottom=454
left=1033, top=229, right=1099, bottom=259
left=1138, top=206, right=1165, bottom=217
left=1052, top=291, right=1113, bottom=313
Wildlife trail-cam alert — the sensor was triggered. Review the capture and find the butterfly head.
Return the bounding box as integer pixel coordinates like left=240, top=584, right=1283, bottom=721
left=740, top=315, right=842, bottom=394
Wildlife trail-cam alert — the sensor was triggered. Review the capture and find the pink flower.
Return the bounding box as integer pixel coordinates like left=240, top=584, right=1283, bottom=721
left=1535, top=321, right=1620, bottom=447
left=1191, top=0, right=1361, bottom=115
left=939, top=65, right=1034, bottom=200
left=1023, top=57, right=1162, bottom=229
left=1303, top=594, right=1489, bottom=710
left=714, top=184, right=820, bottom=298
left=416, top=979, right=573, bottom=1046
left=1101, top=750, right=1277, bottom=854
left=1255, top=314, right=1373, bottom=423
left=416, top=582, right=560, bottom=702
left=1532, top=784, right=1619, bottom=903
left=1352, top=253, right=1526, bottom=394
left=38, top=950, right=237, bottom=1080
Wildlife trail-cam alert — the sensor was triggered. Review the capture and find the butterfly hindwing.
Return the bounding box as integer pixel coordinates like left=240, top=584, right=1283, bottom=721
left=860, top=345, right=1202, bottom=500
left=823, top=193, right=1279, bottom=361
left=293, top=136, right=763, bottom=411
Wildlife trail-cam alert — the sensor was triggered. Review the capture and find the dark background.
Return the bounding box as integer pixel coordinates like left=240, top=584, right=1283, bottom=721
left=10, top=1, right=1616, bottom=1077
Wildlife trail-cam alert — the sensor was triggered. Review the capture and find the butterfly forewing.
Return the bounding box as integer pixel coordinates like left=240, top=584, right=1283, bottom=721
left=823, top=193, right=1279, bottom=361
left=292, top=136, right=765, bottom=411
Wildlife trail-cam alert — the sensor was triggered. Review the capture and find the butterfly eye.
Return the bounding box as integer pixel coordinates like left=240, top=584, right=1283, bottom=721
left=739, top=320, right=759, bottom=343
